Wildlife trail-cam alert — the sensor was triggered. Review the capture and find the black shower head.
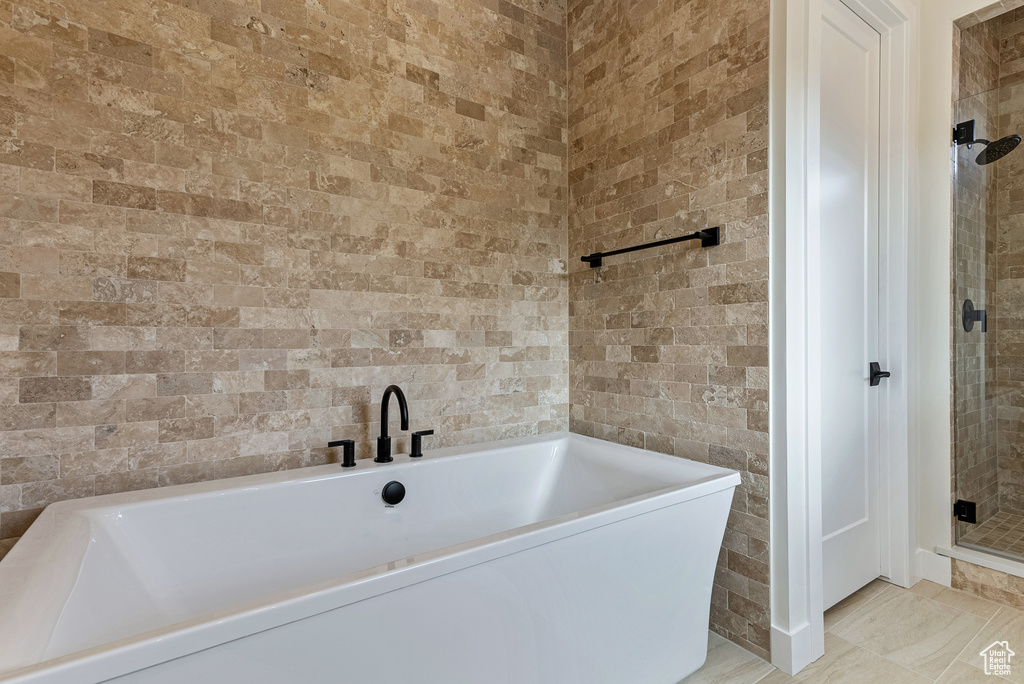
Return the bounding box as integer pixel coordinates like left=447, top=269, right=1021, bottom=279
left=976, top=135, right=1022, bottom=165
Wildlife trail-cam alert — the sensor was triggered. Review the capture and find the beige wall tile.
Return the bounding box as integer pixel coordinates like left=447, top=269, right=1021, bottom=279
left=0, top=0, right=570, bottom=582
left=567, top=0, right=770, bottom=658
left=0, top=272, right=18, bottom=298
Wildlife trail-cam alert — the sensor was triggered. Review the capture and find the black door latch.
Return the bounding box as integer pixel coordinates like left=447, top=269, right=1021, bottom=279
left=869, top=362, right=891, bottom=387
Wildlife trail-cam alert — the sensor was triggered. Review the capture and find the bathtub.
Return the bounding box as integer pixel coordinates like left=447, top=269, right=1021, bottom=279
left=0, top=431, right=739, bottom=684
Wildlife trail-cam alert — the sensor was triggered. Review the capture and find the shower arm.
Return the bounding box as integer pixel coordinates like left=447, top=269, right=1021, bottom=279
left=953, top=119, right=1021, bottom=164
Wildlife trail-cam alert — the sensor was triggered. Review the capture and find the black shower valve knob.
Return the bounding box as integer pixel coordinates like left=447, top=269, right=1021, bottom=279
left=962, top=299, right=987, bottom=333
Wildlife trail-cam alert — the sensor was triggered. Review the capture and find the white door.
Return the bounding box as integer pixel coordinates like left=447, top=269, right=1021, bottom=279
left=819, top=0, right=883, bottom=610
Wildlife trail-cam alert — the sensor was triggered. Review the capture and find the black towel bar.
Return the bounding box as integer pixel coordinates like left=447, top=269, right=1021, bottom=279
left=580, top=227, right=721, bottom=268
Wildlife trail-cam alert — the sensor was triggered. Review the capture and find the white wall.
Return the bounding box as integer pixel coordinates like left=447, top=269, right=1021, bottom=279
left=914, top=0, right=994, bottom=582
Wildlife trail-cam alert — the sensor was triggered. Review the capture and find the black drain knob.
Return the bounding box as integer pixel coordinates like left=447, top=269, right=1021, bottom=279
left=382, top=481, right=405, bottom=506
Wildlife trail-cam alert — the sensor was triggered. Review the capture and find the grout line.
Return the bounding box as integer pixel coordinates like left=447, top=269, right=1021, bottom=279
left=829, top=586, right=986, bottom=681
left=925, top=602, right=997, bottom=682
left=824, top=581, right=895, bottom=634
left=842, top=636, right=929, bottom=681
left=705, top=584, right=1017, bottom=683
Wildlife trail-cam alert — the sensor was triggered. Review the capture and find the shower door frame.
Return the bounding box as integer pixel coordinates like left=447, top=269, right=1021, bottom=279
left=769, top=0, right=915, bottom=675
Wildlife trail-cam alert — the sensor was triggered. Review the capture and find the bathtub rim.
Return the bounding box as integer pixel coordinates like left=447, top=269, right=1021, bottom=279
left=0, top=431, right=740, bottom=684
left=4, top=431, right=730, bottom=519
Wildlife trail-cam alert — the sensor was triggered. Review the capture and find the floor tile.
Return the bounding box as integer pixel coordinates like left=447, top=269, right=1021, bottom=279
left=832, top=589, right=988, bottom=679
left=911, top=579, right=1000, bottom=618
left=824, top=591, right=875, bottom=632
left=685, top=580, right=1017, bottom=683
left=960, top=512, right=1024, bottom=562
left=678, top=632, right=775, bottom=684
left=854, top=578, right=893, bottom=600
left=959, top=606, right=1024, bottom=683
left=937, top=660, right=1013, bottom=683
left=933, top=586, right=1002, bottom=619
left=758, top=633, right=930, bottom=684
left=910, top=579, right=946, bottom=600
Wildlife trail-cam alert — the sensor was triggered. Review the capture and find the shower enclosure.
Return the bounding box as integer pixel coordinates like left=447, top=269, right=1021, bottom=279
left=953, top=9, right=1024, bottom=561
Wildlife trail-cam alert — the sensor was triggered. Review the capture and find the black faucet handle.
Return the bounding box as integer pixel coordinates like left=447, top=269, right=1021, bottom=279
left=329, top=439, right=356, bottom=468
left=410, top=429, right=434, bottom=458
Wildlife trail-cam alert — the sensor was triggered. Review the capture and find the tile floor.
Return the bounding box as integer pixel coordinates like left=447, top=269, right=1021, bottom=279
left=961, top=511, right=1024, bottom=561
left=682, top=578, right=1024, bottom=683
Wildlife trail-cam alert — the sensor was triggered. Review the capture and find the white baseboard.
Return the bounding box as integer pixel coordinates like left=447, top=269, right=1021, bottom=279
left=770, top=621, right=822, bottom=676
left=916, top=548, right=952, bottom=586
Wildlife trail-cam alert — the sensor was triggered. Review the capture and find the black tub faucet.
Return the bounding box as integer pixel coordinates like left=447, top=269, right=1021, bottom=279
left=376, top=385, right=409, bottom=463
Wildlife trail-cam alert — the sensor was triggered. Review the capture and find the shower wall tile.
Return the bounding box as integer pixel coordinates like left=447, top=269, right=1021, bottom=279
left=954, top=17, right=1001, bottom=541
left=954, top=7, right=1024, bottom=538
left=567, top=0, right=770, bottom=660
left=995, top=10, right=1024, bottom=516
left=961, top=19, right=1001, bottom=99
left=959, top=0, right=1024, bottom=31
left=991, top=13, right=1024, bottom=516
left=0, top=0, right=569, bottom=555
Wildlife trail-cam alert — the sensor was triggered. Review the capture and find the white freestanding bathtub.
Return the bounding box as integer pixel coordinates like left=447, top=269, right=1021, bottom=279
left=0, top=432, right=739, bottom=684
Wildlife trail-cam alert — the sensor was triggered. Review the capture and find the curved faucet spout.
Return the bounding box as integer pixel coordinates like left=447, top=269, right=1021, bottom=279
left=379, top=385, right=409, bottom=438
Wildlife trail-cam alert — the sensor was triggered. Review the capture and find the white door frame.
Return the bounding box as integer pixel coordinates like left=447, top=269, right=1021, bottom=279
left=768, top=0, right=917, bottom=674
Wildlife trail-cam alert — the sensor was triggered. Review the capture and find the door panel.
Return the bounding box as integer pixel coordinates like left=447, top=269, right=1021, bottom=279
left=819, top=0, right=882, bottom=610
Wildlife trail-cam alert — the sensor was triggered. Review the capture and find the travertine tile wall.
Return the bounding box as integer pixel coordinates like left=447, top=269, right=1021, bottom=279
left=961, top=17, right=1002, bottom=98
left=953, top=17, right=1001, bottom=540
left=0, top=0, right=570, bottom=557
left=959, top=0, right=1024, bottom=31
left=995, top=7, right=1024, bottom=514
left=566, top=0, right=770, bottom=659
left=952, top=557, right=1024, bottom=610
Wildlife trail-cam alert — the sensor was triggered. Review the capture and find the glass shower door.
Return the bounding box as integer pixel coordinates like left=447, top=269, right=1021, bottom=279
left=952, top=75, right=1024, bottom=559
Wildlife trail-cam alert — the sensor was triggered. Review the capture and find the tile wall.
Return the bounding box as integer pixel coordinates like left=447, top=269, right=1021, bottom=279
left=566, top=0, right=770, bottom=659
left=952, top=557, right=1024, bottom=610
left=0, top=0, right=570, bottom=556
left=953, top=18, right=1001, bottom=538
left=995, top=7, right=1024, bottom=514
